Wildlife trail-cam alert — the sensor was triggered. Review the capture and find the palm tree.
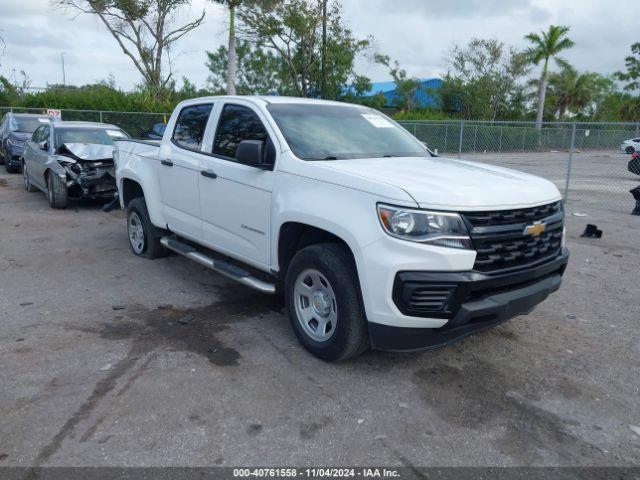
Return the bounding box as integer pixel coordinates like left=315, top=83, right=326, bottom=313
left=524, top=25, right=574, bottom=129
left=212, top=0, right=242, bottom=95
left=212, top=0, right=279, bottom=96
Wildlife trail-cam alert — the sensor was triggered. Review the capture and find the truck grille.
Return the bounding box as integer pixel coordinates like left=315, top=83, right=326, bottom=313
left=462, top=201, right=564, bottom=274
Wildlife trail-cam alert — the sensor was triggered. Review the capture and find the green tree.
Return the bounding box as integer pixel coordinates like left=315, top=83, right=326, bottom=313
left=544, top=64, right=613, bottom=120
left=206, top=39, right=282, bottom=94
left=524, top=25, right=575, bottom=129
left=439, top=38, right=529, bottom=120
left=238, top=0, right=370, bottom=99
left=616, top=42, right=640, bottom=94
left=373, top=54, right=423, bottom=112
left=56, top=0, right=206, bottom=100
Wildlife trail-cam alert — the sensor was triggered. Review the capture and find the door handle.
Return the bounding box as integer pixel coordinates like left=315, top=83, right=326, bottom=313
left=201, top=170, right=218, bottom=179
left=161, top=159, right=174, bottom=167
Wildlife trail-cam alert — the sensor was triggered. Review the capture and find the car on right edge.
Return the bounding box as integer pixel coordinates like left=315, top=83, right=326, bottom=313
left=620, top=137, right=640, bottom=154
left=114, top=96, right=569, bottom=361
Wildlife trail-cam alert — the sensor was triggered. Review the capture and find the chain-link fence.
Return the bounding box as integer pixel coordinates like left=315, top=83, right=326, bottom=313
left=0, top=107, right=169, bottom=138
left=398, top=120, right=640, bottom=215
left=1, top=107, right=638, bottom=215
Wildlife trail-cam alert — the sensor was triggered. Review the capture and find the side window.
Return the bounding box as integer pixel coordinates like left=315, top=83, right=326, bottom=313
left=32, top=126, right=44, bottom=142
left=42, top=126, right=51, bottom=146
left=213, top=104, right=269, bottom=161
left=172, top=104, right=213, bottom=151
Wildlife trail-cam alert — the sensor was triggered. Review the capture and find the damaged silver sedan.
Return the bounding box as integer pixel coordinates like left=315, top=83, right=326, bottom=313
left=21, top=121, right=128, bottom=209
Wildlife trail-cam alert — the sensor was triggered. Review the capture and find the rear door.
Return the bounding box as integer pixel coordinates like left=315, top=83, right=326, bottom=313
left=157, top=103, right=214, bottom=240
left=198, top=102, right=276, bottom=269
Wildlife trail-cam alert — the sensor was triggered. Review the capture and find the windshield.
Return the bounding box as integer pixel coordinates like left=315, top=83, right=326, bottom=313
left=267, top=103, right=427, bottom=160
left=10, top=117, right=46, bottom=133
left=54, top=128, right=118, bottom=148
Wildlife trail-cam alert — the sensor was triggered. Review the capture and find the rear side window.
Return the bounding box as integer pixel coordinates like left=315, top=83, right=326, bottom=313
left=172, top=104, right=213, bottom=151
left=213, top=104, right=268, bottom=159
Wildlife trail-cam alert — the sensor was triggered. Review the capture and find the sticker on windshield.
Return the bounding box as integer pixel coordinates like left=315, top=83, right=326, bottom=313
left=106, top=129, right=125, bottom=138
left=361, top=113, right=394, bottom=128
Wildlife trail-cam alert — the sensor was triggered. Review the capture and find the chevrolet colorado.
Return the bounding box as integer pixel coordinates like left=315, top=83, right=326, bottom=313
left=114, top=96, right=569, bottom=361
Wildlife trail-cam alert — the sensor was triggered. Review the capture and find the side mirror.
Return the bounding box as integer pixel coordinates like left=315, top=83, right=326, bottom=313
left=236, top=140, right=265, bottom=167
left=38, top=141, right=49, bottom=151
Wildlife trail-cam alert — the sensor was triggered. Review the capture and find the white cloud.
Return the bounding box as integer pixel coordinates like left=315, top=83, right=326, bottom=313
left=0, top=0, right=633, bottom=92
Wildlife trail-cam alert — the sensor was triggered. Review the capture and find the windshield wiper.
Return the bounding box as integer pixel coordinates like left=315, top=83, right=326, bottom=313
left=306, top=155, right=343, bottom=161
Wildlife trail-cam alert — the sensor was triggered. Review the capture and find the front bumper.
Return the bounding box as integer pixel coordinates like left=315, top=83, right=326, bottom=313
left=369, top=249, right=569, bottom=352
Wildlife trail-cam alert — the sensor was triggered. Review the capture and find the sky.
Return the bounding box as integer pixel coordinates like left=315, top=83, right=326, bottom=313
left=0, top=0, right=635, bottom=91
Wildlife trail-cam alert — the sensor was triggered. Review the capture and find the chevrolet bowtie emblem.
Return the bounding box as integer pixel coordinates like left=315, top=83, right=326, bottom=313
left=524, top=221, right=546, bottom=237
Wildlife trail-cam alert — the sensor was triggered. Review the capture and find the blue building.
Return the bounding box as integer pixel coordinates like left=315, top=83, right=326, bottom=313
left=361, top=78, right=442, bottom=108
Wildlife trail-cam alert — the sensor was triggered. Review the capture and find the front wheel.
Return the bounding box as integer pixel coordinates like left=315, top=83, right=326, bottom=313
left=126, top=197, right=169, bottom=259
left=46, top=171, right=67, bottom=209
left=285, top=243, right=369, bottom=362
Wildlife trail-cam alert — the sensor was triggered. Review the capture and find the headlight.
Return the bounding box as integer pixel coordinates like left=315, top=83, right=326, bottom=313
left=377, top=204, right=472, bottom=249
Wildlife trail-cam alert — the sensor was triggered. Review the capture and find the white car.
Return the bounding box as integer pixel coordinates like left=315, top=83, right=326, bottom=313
left=114, top=96, right=569, bottom=361
left=621, top=138, right=640, bottom=154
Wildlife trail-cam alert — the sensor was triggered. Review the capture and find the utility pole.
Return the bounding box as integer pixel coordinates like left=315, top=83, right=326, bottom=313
left=61, top=52, right=66, bottom=86
left=320, top=0, right=327, bottom=99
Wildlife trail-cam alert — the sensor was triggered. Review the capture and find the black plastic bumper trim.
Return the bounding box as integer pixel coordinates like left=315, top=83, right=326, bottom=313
left=374, top=249, right=569, bottom=352
left=392, top=249, right=569, bottom=318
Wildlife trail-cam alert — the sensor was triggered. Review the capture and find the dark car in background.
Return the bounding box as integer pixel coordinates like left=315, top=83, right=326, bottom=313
left=0, top=113, right=51, bottom=173
left=145, top=123, right=166, bottom=140
left=22, top=121, right=128, bottom=209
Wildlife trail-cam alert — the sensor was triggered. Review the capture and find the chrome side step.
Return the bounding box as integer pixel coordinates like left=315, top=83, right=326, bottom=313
left=160, top=237, right=276, bottom=294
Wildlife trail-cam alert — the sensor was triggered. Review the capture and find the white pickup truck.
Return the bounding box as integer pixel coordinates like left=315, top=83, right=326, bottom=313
left=115, top=96, right=569, bottom=361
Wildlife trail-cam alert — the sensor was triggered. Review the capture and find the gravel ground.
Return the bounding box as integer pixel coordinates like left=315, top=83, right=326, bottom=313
left=0, top=167, right=639, bottom=468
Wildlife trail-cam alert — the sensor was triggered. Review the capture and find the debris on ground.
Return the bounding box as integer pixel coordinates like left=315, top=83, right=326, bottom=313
left=571, top=212, right=588, bottom=217
left=630, top=425, right=640, bottom=437
left=581, top=224, right=603, bottom=238
left=19, top=302, right=33, bottom=307
left=177, top=314, right=195, bottom=325
left=99, top=363, right=113, bottom=371
left=111, top=305, right=126, bottom=311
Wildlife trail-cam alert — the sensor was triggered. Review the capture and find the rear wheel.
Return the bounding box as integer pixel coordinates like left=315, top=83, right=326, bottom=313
left=5, top=158, right=18, bottom=173
left=126, top=197, right=169, bottom=259
left=23, top=162, right=37, bottom=192
left=625, top=146, right=635, bottom=154
left=46, top=171, right=67, bottom=209
left=285, top=243, right=369, bottom=362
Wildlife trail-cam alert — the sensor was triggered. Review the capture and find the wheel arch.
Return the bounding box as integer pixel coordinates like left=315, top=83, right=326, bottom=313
left=120, top=177, right=145, bottom=207
left=277, top=222, right=359, bottom=280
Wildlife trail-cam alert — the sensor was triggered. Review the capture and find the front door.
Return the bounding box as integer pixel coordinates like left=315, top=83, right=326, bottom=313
left=198, top=103, right=276, bottom=269
left=157, top=103, right=213, bottom=240
left=28, top=125, right=51, bottom=190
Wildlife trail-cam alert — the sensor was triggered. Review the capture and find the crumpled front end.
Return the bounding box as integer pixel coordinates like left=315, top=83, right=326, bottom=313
left=61, top=160, right=117, bottom=199
left=56, top=143, right=117, bottom=199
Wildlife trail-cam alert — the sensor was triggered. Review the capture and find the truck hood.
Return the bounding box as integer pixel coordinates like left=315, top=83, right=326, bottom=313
left=316, top=156, right=562, bottom=210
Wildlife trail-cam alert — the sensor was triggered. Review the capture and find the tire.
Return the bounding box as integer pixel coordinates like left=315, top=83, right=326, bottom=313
left=46, top=171, right=67, bottom=209
left=23, top=162, right=37, bottom=192
left=625, top=146, right=635, bottom=154
left=126, top=197, right=169, bottom=259
left=285, top=243, right=369, bottom=362
left=5, top=158, right=18, bottom=173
